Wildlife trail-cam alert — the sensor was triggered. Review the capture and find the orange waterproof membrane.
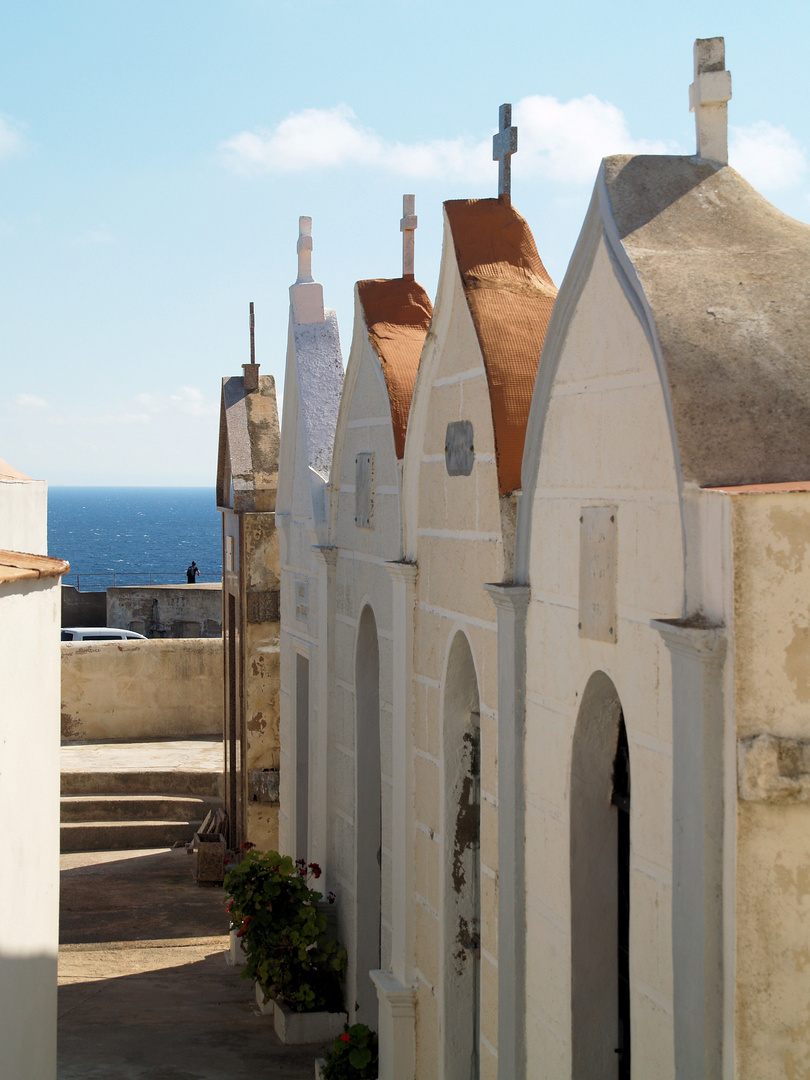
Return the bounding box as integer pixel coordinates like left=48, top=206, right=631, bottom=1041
left=357, top=277, right=433, bottom=460
left=444, top=198, right=558, bottom=496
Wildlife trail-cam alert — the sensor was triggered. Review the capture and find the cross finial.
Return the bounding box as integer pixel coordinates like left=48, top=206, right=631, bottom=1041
left=296, top=215, right=314, bottom=284
left=689, top=37, right=732, bottom=164
left=492, top=103, right=518, bottom=203
left=400, top=194, right=417, bottom=279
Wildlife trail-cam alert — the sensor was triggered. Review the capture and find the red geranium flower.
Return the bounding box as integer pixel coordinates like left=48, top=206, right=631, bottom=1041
left=339, top=1033, right=351, bottom=1043
left=308, top=862, right=322, bottom=879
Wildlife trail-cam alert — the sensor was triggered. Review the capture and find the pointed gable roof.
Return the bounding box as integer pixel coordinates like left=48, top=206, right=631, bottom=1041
left=356, top=277, right=433, bottom=459
left=602, top=155, right=810, bottom=487
left=444, top=198, right=558, bottom=495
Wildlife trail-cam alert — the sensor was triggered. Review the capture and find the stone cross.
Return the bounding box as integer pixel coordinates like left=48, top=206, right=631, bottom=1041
left=400, top=194, right=417, bottom=279
left=296, top=216, right=314, bottom=284
left=689, top=37, right=732, bottom=164
left=492, top=103, right=518, bottom=203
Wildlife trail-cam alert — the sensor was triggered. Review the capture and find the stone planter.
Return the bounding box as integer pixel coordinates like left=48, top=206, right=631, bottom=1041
left=225, top=928, right=247, bottom=967
left=192, top=831, right=226, bottom=884
left=273, top=999, right=347, bottom=1045
left=254, top=981, right=275, bottom=1015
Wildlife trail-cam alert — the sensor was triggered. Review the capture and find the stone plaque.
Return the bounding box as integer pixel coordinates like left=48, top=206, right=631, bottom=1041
left=355, top=452, right=374, bottom=529
left=247, top=589, right=280, bottom=624
left=445, top=420, right=474, bottom=476
left=295, top=578, right=309, bottom=623
left=579, top=506, right=617, bottom=643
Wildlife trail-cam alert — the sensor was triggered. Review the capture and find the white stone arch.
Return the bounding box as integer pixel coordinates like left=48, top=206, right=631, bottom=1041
left=439, top=626, right=483, bottom=1080
left=354, top=600, right=382, bottom=1026
left=570, top=668, right=631, bottom=1080
left=514, top=168, right=686, bottom=588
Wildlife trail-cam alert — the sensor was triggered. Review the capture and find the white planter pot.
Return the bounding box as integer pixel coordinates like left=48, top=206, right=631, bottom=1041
left=314, top=1059, right=326, bottom=1080
left=254, top=981, right=274, bottom=1015
left=273, top=999, right=347, bottom=1044
left=226, top=928, right=247, bottom=967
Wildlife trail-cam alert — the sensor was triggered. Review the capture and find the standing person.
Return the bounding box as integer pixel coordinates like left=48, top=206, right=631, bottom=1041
left=186, top=560, right=200, bottom=584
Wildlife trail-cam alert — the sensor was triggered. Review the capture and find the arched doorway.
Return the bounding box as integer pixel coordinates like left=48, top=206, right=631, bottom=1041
left=570, top=671, right=631, bottom=1079
left=442, top=631, right=481, bottom=1080
left=355, top=605, right=381, bottom=1025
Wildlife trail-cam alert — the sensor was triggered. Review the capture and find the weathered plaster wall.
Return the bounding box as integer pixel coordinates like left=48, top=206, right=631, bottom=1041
left=731, top=491, right=810, bottom=1079
left=408, top=262, right=503, bottom=1080
left=61, top=637, right=223, bottom=740
left=0, top=476, right=60, bottom=1080
left=242, top=512, right=281, bottom=852
left=523, top=234, right=683, bottom=1078
left=329, top=324, right=402, bottom=1021
left=107, top=584, right=222, bottom=638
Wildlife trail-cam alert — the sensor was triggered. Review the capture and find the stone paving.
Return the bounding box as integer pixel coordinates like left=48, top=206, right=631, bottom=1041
left=58, top=847, right=328, bottom=1077
left=61, top=738, right=224, bottom=776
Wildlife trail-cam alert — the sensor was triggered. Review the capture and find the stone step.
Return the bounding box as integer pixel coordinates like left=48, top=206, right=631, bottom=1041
left=61, top=770, right=223, bottom=798
left=60, top=794, right=223, bottom=824
left=60, top=819, right=205, bottom=853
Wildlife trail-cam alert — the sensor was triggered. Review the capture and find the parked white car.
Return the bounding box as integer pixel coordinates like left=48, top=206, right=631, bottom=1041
left=61, top=627, right=147, bottom=642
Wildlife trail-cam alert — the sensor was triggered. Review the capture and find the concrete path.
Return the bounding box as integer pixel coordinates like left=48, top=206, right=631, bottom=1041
left=58, top=847, right=328, bottom=1079
left=61, top=738, right=224, bottom=776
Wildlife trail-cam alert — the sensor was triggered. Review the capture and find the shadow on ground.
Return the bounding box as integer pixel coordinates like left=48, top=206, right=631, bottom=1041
left=58, top=848, right=329, bottom=1080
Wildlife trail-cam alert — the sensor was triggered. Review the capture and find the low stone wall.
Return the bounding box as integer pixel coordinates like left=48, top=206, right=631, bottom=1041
left=61, top=637, right=223, bottom=741
left=106, top=584, right=222, bottom=638
left=61, top=585, right=107, bottom=628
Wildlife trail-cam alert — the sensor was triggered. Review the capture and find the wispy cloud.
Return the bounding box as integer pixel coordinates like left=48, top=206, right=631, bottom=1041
left=15, top=393, right=50, bottom=411
left=219, top=95, right=672, bottom=186
left=133, top=386, right=218, bottom=420
left=0, top=113, right=25, bottom=159
left=74, top=227, right=115, bottom=245
left=730, top=121, right=807, bottom=190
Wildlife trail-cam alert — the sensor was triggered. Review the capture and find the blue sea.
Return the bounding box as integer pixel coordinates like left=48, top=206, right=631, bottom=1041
left=48, top=488, right=222, bottom=591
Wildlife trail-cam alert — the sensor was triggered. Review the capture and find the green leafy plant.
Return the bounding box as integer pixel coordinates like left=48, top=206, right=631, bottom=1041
left=322, top=1023, right=379, bottom=1079
left=224, top=848, right=347, bottom=1013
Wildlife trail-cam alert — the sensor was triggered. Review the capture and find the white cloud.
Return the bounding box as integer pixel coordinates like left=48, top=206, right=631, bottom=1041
left=133, top=386, right=218, bottom=420
left=16, top=393, right=50, bottom=411
left=514, top=95, right=670, bottom=184
left=729, top=121, right=807, bottom=190
left=0, top=113, right=23, bottom=159
left=220, top=95, right=671, bottom=186
left=74, top=227, right=114, bottom=245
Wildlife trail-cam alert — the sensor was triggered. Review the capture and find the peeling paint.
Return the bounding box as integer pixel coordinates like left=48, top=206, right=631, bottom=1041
left=784, top=621, right=810, bottom=702
left=766, top=507, right=810, bottom=573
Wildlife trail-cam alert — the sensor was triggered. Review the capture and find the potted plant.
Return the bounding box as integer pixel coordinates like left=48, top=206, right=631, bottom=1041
left=320, top=1024, right=379, bottom=1079
left=225, top=848, right=348, bottom=1043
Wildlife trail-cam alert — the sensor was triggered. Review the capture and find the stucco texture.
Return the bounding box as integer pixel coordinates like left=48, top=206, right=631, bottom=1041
left=605, top=155, right=810, bottom=488
left=61, top=637, right=223, bottom=741
left=731, top=490, right=810, bottom=1078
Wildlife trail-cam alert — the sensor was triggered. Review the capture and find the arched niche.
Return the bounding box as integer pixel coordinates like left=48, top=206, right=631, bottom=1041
left=570, top=670, right=631, bottom=1079
left=355, top=604, right=381, bottom=1025
left=441, top=630, right=481, bottom=1080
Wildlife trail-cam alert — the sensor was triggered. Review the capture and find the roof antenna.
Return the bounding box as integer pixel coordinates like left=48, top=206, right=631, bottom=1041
left=243, top=301, right=259, bottom=391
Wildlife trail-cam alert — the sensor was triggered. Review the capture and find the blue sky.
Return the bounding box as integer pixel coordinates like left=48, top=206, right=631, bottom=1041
left=2, top=1, right=809, bottom=485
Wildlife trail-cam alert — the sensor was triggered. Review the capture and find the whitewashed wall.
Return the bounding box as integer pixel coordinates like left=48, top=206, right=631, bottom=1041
left=521, top=233, right=684, bottom=1078
left=0, top=474, right=61, bottom=1080
left=403, top=248, right=504, bottom=1080
left=328, top=301, right=404, bottom=1024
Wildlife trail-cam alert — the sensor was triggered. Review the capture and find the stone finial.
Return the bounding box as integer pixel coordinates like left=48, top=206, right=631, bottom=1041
left=492, top=103, right=518, bottom=203
left=296, top=216, right=314, bottom=284
left=290, top=216, right=325, bottom=325
left=243, top=301, right=260, bottom=391
left=400, top=194, right=417, bottom=279
left=689, top=37, right=732, bottom=164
